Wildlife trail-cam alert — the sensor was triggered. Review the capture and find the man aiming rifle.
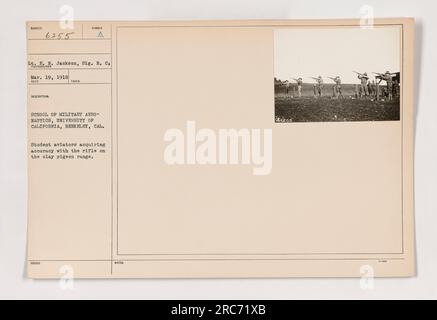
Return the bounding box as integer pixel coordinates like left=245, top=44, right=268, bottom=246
left=328, top=76, right=343, bottom=99
left=374, top=71, right=396, bottom=101
left=281, top=80, right=291, bottom=96
left=292, top=77, right=303, bottom=97
left=311, top=76, right=324, bottom=98
left=354, top=71, right=369, bottom=97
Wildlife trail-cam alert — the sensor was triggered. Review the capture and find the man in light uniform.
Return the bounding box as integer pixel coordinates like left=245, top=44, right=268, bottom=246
left=293, top=77, right=303, bottom=97
left=312, top=76, right=323, bottom=98
left=381, top=71, right=394, bottom=101
left=357, top=72, right=369, bottom=97
left=370, top=80, right=376, bottom=98
left=393, top=79, right=400, bottom=98
left=283, top=80, right=290, bottom=96
left=332, top=76, right=343, bottom=98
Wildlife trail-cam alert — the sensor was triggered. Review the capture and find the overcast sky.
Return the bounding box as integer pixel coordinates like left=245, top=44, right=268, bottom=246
left=274, top=26, right=401, bottom=84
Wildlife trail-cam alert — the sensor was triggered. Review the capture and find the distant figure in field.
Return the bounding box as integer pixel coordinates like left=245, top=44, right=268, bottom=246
left=283, top=80, right=290, bottom=96
left=357, top=72, right=370, bottom=97
left=312, top=76, right=324, bottom=98
left=333, top=76, right=343, bottom=98
left=368, top=81, right=373, bottom=97
left=293, top=78, right=303, bottom=97
left=393, top=79, right=400, bottom=98
left=332, top=83, right=337, bottom=97
left=370, top=80, right=376, bottom=98
left=381, top=71, right=394, bottom=101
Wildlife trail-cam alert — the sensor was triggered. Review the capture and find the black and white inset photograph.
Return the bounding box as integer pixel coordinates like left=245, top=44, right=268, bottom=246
left=274, top=27, right=401, bottom=122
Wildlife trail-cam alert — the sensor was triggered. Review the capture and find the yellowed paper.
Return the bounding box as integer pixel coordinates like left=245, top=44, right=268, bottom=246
left=27, top=19, right=415, bottom=278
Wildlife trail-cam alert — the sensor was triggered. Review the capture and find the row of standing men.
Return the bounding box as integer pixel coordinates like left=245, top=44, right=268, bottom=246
left=282, top=71, right=399, bottom=101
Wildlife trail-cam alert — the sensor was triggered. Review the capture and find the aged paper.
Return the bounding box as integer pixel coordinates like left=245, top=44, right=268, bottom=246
left=27, top=19, right=415, bottom=278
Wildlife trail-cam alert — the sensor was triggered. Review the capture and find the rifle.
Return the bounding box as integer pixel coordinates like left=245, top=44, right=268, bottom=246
left=373, top=72, right=390, bottom=81
left=353, top=71, right=364, bottom=76
left=328, top=76, right=337, bottom=82
left=373, top=72, right=397, bottom=78
left=310, top=77, right=320, bottom=81
left=372, top=73, right=385, bottom=84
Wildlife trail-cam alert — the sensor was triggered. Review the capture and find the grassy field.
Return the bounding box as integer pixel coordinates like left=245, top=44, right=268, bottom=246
left=275, top=96, right=400, bottom=122
left=274, top=82, right=400, bottom=122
